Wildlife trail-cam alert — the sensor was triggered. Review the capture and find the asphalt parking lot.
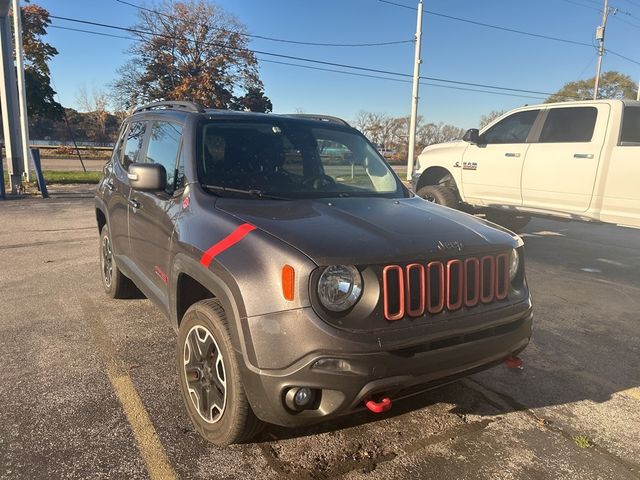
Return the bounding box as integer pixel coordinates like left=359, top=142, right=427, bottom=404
left=1, top=186, right=639, bottom=479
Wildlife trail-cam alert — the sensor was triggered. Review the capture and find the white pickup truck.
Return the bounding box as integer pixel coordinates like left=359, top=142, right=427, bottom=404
left=413, top=99, right=640, bottom=230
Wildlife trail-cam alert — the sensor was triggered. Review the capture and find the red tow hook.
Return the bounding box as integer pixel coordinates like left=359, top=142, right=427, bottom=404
left=365, top=396, right=392, bottom=413
left=505, top=355, right=524, bottom=370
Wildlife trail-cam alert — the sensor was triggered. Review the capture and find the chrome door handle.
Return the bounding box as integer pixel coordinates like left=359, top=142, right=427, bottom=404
left=128, top=199, right=141, bottom=209
left=505, top=152, right=521, bottom=158
left=574, top=153, right=594, bottom=159
left=105, top=179, right=115, bottom=191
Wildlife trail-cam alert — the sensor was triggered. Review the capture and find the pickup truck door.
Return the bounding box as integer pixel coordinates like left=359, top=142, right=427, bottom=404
left=521, top=104, right=609, bottom=214
left=601, top=106, right=640, bottom=227
left=461, top=109, right=541, bottom=206
left=128, top=120, right=184, bottom=306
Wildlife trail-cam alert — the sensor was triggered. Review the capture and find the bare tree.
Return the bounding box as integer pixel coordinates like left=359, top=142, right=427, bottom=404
left=354, top=111, right=464, bottom=158
left=77, top=86, right=110, bottom=144
left=479, top=110, right=506, bottom=129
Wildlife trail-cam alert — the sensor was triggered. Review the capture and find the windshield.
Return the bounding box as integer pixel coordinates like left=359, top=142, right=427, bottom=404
left=198, top=119, right=406, bottom=198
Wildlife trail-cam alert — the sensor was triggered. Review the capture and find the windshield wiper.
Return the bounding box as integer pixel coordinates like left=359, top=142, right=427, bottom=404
left=203, top=185, right=290, bottom=200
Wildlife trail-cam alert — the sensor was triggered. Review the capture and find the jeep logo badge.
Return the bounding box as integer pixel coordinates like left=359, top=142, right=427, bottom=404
left=436, top=240, right=463, bottom=252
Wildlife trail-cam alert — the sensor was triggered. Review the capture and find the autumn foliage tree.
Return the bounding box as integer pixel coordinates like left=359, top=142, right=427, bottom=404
left=546, top=71, right=638, bottom=103
left=111, top=0, right=271, bottom=112
left=15, top=4, right=63, bottom=120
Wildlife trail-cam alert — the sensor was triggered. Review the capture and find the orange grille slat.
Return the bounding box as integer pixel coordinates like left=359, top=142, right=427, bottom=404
left=382, top=254, right=510, bottom=321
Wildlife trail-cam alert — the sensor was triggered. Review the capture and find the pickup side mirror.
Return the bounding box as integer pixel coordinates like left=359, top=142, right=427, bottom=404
left=128, top=162, right=167, bottom=191
left=463, top=128, right=480, bottom=144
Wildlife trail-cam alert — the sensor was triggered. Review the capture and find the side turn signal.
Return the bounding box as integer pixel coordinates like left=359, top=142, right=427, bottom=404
left=282, top=265, right=295, bottom=301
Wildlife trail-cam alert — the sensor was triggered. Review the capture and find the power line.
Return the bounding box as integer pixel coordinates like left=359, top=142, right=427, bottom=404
left=607, top=48, right=640, bottom=65
left=377, top=2, right=640, bottom=70
left=50, top=14, right=584, bottom=99
left=49, top=24, right=132, bottom=40
left=115, top=0, right=414, bottom=48
left=377, top=0, right=594, bottom=47
left=48, top=22, right=553, bottom=101
left=558, top=0, right=602, bottom=11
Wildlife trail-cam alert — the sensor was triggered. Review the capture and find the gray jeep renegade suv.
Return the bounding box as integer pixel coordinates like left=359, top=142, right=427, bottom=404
left=95, top=101, right=533, bottom=445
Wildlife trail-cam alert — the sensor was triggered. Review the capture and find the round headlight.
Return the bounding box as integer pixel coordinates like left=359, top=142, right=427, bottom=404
left=317, top=265, right=363, bottom=312
left=509, top=248, right=520, bottom=281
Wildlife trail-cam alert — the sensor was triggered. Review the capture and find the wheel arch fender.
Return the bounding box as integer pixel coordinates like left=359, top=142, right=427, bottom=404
left=95, top=197, right=108, bottom=234
left=415, top=166, right=465, bottom=201
left=169, top=253, right=246, bottom=330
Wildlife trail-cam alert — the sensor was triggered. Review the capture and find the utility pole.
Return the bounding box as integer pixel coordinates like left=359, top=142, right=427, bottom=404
left=12, top=0, right=31, bottom=182
left=0, top=0, right=24, bottom=194
left=637, top=78, right=639, bottom=101
left=406, top=0, right=423, bottom=181
left=593, top=0, right=610, bottom=100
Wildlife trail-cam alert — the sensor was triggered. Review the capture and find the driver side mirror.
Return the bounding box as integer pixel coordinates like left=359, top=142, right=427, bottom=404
left=463, top=128, right=480, bottom=144
left=128, top=162, right=167, bottom=191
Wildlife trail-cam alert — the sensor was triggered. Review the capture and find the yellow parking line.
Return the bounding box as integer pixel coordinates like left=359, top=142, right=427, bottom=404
left=620, top=387, right=640, bottom=401
left=87, top=311, right=178, bottom=480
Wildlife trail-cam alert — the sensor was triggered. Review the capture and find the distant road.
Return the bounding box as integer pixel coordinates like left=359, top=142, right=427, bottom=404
left=40, top=157, right=106, bottom=172
left=3, top=156, right=408, bottom=175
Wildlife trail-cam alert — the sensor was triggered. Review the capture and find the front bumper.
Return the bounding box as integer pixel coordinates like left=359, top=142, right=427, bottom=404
left=240, top=299, right=533, bottom=427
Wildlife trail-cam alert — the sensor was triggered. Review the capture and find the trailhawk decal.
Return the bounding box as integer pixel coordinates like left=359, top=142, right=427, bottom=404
left=200, top=224, right=257, bottom=268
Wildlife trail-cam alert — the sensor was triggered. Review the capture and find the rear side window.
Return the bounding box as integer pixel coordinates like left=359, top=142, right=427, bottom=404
left=620, top=107, right=640, bottom=145
left=145, top=121, right=183, bottom=191
left=539, top=107, right=598, bottom=143
left=122, top=121, right=147, bottom=169
left=482, top=110, right=540, bottom=144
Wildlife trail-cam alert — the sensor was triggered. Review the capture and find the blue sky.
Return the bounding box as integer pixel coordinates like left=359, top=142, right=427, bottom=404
left=38, top=0, right=640, bottom=128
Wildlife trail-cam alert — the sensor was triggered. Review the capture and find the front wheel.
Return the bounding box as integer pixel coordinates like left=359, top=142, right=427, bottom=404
left=176, top=299, right=263, bottom=445
left=417, top=185, right=459, bottom=209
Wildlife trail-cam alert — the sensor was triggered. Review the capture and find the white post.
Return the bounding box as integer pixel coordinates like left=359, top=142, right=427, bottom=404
left=0, top=0, right=23, bottom=193
left=12, top=0, right=31, bottom=182
left=593, top=0, right=609, bottom=100
left=406, top=0, right=423, bottom=181
left=637, top=79, right=639, bottom=101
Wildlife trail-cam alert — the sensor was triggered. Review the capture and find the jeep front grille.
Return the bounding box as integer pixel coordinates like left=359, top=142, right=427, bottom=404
left=382, top=253, right=510, bottom=321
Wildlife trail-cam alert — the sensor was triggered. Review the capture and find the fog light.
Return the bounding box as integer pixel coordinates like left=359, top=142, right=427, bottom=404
left=295, top=388, right=312, bottom=407
left=284, top=387, right=317, bottom=411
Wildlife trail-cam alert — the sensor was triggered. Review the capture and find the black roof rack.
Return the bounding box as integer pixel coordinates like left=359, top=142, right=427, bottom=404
left=133, top=100, right=206, bottom=114
left=283, top=114, right=350, bottom=127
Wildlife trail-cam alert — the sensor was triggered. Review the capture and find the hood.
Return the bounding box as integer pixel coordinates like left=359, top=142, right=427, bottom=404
left=420, top=140, right=467, bottom=156
left=216, top=196, right=518, bottom=266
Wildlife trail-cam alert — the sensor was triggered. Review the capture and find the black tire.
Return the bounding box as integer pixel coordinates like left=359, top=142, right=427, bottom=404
left=417, top=185, right=459, bottom=209
left=176, top=299, right=263, bottom=445
left=485, top=212, right=531, bottom=233
left=99, top=224, right=139, bottom=299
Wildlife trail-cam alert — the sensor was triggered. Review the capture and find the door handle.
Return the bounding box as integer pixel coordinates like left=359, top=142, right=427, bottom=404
left=105, top=179, right=115, bottom=191
left=574, top=153, right=594, bottom=159
left=505, top=152, right=521, bottom=158
left=128, top=198, right=141, bottom=209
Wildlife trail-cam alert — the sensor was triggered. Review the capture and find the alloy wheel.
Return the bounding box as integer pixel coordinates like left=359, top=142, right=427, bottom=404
left=183, top=325, right=227, bottom=423
left=101, top=236, right=113, bottom=288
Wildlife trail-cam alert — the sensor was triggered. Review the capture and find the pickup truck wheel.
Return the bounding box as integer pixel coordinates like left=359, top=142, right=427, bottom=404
left=417, top=185, right=459, bottom=209
left=485, top=212, right=531, bottom=233
left=177, top=299, right=264, bottom=445
left=99, top=225, right=139, bottom=299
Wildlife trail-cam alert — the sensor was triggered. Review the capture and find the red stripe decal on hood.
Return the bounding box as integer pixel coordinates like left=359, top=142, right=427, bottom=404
left=200, top=223, right=257, bottom=268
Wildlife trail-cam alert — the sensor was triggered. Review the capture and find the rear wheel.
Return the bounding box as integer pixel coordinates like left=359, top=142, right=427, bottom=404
left=417, top=185, right=459, bottom=209
left=99, top=225, right=139, bottom=298
left=485, top=212, right=531, bottom=232
left=176, top=299, right=263, bottom=445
